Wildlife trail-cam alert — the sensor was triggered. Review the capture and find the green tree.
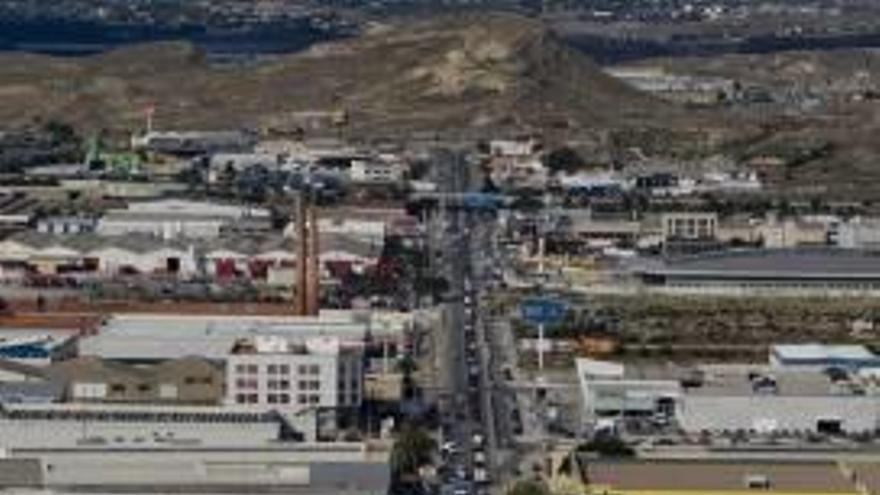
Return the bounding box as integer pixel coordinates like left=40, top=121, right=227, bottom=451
left=390, top=425, right=435, bottom=476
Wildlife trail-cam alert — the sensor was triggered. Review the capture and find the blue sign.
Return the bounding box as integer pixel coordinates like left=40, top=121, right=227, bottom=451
left=520, top=297, right=566, bottom=325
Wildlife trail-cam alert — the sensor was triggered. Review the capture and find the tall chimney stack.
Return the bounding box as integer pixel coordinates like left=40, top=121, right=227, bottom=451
left=293, top=192, right=320, bottom=316
left=294, top=194, right=309, bottom=315
left=305, top=202, right=320, bottom=316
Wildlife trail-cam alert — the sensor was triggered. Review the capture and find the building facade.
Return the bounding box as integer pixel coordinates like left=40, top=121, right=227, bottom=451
left=225, top=336, right=363, bottom=412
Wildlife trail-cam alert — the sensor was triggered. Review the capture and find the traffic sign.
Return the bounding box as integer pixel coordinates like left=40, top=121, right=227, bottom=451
left=520, top=297, right=566, bottom=325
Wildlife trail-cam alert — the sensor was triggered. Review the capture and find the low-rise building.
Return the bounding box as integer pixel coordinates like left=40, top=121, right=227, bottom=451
left=97, top=199, right=271, bottom=240
left=757, top=216, right=828, bottom=249
left=583, top=459, right=857, bottom=494
left=36, top=216, right=99, bottom=235
left=226, top=335, right=362, bottom=413
left=769, top=344, right=880, bottom=370
left=0, top=443, right=390, bottom=494
left=78, top=312, right=406, bottom=363
left=662, top=212, right=718, bottom=242
left=638, top=248, right=880, bottom=297
left=576, top=356, right=880, bottom=435
left=132, top=131, right=254, bottom=156
left=836, top=216, right=880, bottom=250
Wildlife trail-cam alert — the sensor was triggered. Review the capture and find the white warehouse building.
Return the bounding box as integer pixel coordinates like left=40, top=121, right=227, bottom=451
left=576, top=358, right=880, bottom=435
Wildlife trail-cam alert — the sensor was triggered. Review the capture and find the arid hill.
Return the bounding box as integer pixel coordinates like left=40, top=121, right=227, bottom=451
left=615, top=49, right=880, bottom=198
left=0, top=14, right=735, bottom=148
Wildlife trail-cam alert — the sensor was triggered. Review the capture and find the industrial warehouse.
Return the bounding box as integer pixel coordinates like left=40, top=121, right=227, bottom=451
left=576, top=344, right=880, bottom=436
left=637, top=249, right=880, bottom=296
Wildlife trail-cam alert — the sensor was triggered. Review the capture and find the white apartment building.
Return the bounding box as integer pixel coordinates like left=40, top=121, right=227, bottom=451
left=225, top=336, right=362, bottom=412
left=661, top=212, right=718, bottom=241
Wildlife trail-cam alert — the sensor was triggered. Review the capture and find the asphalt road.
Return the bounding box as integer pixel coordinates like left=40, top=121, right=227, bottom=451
left=432, top=149, right=508, bottom=495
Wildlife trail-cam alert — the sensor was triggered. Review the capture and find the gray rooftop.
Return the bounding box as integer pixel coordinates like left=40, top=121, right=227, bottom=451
left=651, top=249, right=880, bottom=278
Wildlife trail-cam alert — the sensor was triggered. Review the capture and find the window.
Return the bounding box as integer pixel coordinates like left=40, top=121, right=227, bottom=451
left=309, top=380, right=321, bottom=391
left=247, top=394, right=258, bottom=404
left=110, top=383, right=126, bottom=393
left=247, top=365, right=258, bottom=374
left=268, top=379, right=290, bottom=390
left=236, top=364, right=247, bottom=373
left=238, top=379, right=257, bottom=390
left=268, top=394, right=278, bottom=404
left=184, top=376, right=196, bottom=385
left=298, top=394, right=308, bottom=405
left=298, top=365, right=308, bottom=375
left=137, top=384, right=151, bottom=393
left=236, top=394, right=247, bottom=404
left=279, top=365, right=290, bottom=374
left=309, top=364, right=320, bottom=375
left=280, top=394, right=290, bottom=404
left=268, top=365, right=278, bottom=374
left=298, top=380, right=309, bottom=390
left=309, top=395, right=320, bottom=404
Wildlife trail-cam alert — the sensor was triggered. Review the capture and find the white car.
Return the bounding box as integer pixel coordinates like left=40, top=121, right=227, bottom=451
left=441, top=441, right=459, bottom=454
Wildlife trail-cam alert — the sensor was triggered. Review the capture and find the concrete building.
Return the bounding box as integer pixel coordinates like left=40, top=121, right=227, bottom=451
left=132, top=131, right=254, bottom=156
left=576, top=357, right=880, bottom=435
left=757, top=216, right=828, bottom=249
left=583, top=459, right=857, bottom=494
left=662, top=212, right=718, bottom=242
left=678, top=364, right=880, bottom=434
left=638, top=249, right=880, bottom=296
left=0, top=444, right=390, bottom=494
left=0, top=231, right=381, bottom=282
left=97, top=199, right=271, bottom=240
left=45, top=356, right=225, bottom=406
left=769, top=344, right=880, bottom=370
left=0, top=402, right=296, bottom=449
left=226, top=335, right=362, bottom=412
left=36, top=217, right=98, bottom=235
left=78, top=312, right=407, bottom=363
left=0, top=231, right=200, bottom=277
left=836, top=216, right=880, bottom=250
left=576, top=358, right=681, bottom=421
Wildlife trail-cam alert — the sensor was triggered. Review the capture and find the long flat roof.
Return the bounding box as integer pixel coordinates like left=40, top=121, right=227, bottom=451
left=772, top=344, right=878, bottom=363
left=646, top=249, right=880, bottom=278
left=584, top=459, right=855, bottom=493
left=80, top=312, right=402, bottom=361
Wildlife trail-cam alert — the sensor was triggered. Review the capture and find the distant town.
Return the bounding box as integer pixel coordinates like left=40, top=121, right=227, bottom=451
left=1, top=2, right=880, bottom=495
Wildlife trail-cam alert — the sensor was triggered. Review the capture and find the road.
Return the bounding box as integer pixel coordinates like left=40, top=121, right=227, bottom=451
left=432, top=149, right=512, bottom=495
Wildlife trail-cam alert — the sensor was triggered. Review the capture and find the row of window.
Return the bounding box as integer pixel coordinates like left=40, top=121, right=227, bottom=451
left=106, top=376, right=212, bottom=394
left=234, top=393, right=321, bottom=405
left=235, top=379, right=321, bottom=391
left=235, top=364, right=321, bottom=375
